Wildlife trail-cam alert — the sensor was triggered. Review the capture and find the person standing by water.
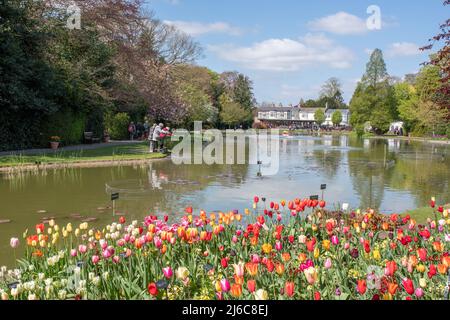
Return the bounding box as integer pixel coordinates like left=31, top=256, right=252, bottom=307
left=148, top=123, right=157, bottom=153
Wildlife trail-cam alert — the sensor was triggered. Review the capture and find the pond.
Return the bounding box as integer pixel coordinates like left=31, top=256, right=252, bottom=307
left=0, top=135, right=449, bottom=266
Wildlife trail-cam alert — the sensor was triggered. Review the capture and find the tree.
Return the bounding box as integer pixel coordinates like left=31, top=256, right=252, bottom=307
left=331, top=111, right=343, bottom=126
left=303, top=99, right=320, bottom=109
left=362, top=49, right=388, bottom=87
left=219, top=94, right=250, bottom=128
left=350, top=49, right=396, bottom=134
left=314, top=109, right=326, bottom=125
left=320, top=77, right=342, bottom=99
left=394, top=82, right=419, bottom=132
left=420, top=0, right=449, bottom=105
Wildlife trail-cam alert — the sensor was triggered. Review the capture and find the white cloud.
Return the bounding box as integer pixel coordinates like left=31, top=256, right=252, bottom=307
left=387, top=42, right=421, bottom=57
left=308, top=11, right=368, bottom=35
left=208, top=34, right=354, bottom=72
left=164, top=20, right=242, bottom=36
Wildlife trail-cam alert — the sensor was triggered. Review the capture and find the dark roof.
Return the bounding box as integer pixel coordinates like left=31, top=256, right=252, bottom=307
left=257, top=106, right=296, bottom=112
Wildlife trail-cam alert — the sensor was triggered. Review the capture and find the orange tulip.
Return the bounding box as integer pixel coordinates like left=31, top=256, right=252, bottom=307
left=298, top=252, right=307, bottom=263
left=245, top=262, right=258, bottom=276
left=281, top=252, right=291, bottom=262
left=285, top=281, right=295, bottom=297
left=230, top=284, right=242, bottom=298
left=275, top=263, right=285, bottom=275
left=234, top=275, right=244, bottom=286
left=432, top=241, right=443, bottom=252
left=437, top=264, right=448, bottom=275
left=387, top=282, right=398, bottom=295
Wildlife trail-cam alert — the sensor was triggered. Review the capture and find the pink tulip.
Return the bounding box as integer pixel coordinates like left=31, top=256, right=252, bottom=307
left=251, top=254, right=260, bottom=263
left=324, top=258, right=332, bottom=269
left=117, top=239, right=125, bottom=247
left=344, top=242, right=350, bottom=250
left=232, top=235, right=238, bottom=243
left=78, top=245, right=87, bottom=254
left=275, top=241, right=282, bottom=251
left=70, top=249, right=77, bottom=257
left=102, top=249, right=112, bottom=259
left=91, top=255, right=100, bottom=264
left=124, top=234, right=131, bottom=242
left=99, top=239, right=107, bottom=250
left=415, top=288, right=424, bottom=298
left=277, top=214, right=282, bottom=222
left=112, top=256, right=120, bottom=264
left=331, top=235, right=339, bottom=245
left=220, top=279, right=230, bottom=292
left=163, top=266, right=173, bottom=279
left=154, top=237, right=162, bottom=248
left=10, top=238, right=19, bottom=249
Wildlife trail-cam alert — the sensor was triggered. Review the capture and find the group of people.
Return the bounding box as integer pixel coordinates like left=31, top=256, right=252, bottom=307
left=148, top=123, right=171, bottom=153
left=127, top=121, right=172, bottom=153
left=127, top=122, right=151, bottom=141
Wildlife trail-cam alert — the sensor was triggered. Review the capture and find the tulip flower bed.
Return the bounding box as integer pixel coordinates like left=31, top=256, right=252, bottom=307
left=0, top=197, right=449, bottom=300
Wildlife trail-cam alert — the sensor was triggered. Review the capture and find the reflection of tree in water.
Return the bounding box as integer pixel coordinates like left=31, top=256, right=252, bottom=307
left=387, top=143, right=450, bottom=206
left=144, top=160, right=250, bottom=212
left=347, top=139, right=392, bottom=210
left=311, top=137, right=344, bottom=179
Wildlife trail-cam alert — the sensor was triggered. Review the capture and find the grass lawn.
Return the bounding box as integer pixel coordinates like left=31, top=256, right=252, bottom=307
left=0, top=142, right=167, bottom=168
left=405, top=204, right=450, bottom=223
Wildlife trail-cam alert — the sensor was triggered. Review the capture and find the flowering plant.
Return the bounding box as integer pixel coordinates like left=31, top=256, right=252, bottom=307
left=1, top=196, right=449, bottom=300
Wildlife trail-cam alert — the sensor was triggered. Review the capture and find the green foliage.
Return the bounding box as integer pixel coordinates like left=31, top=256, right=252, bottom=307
left=41, top=109, right=86, bottom=146
left=331, top=111, right=343, bottom=126
left=219, top=94, right=250, bottom=128
left=350, top=50, right=396, bottom=134
left=362, top=49, right=388, bottom=87
left=314, top=109, right=326, bottom=125
left=105, top=113, right=131, bottom=140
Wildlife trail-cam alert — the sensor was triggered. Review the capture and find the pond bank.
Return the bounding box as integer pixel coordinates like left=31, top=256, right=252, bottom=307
left=0, top=141, right=168, bottom=172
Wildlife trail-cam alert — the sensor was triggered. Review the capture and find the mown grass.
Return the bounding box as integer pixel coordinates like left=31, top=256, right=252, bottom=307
left=0, top=142, right=166, bottom=167
left=404, top=204, right=450, bottom=223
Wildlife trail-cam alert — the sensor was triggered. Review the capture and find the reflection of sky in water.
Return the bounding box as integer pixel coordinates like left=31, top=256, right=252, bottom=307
left=0, top=135, right=449, bottom=265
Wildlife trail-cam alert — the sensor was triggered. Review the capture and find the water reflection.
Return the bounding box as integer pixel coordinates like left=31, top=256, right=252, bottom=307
left=0, top=135, right=449, bottom=265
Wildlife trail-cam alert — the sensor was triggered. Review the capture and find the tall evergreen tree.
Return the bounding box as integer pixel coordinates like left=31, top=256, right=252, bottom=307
left=362, top=49, right=388, bottom=87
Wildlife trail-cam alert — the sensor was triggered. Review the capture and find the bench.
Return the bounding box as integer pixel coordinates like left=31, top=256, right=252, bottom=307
left=84, top=132, right=101, bottom=144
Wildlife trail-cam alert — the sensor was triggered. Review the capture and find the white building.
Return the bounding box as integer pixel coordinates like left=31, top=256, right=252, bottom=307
left=256, top=104, right=351, bottom=127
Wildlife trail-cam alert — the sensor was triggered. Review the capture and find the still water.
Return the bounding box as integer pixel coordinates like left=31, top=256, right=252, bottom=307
left=0, top=135, right=449, bottom=265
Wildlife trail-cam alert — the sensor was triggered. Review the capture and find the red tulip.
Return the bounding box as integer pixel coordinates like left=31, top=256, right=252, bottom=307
left=417, top=248, right=427, bottom=262
left=270, top=202, right=274, bottom=209
left=385, top=261, right=397, bottom=276
left=430, top=200, right=435, bottom=208
left=254, top=196, right=259, bottom=203
left=438, top=206, right=443, bottom=213
left=285, top=282, right=295, bottom=297
left=119, top=216, right=126, bottom=224
left=185, top=207, right=193, bottom=214
left=428, top=264, right=436, bottom=279
left=147, top=282, right=158, bottom=296
left=402, top=278, right=414, bottom=295
left=36, top=223, right=45, bottom=234
left=247, top=280, right=256, bottom=293
left=357, top=279, right=367, bottom=295
left=363, top=240, right=370, bottom=253
left=314, top=291, right=321, bottom=300
left=319, top=200, right=326, bottom=208
left=221, top=257, right=228, bottom=268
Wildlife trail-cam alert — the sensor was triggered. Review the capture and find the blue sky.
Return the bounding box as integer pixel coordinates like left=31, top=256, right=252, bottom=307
left=148, top=0, right=447, bottom=104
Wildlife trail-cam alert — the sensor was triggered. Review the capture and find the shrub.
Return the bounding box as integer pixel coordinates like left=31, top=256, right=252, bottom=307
left=105, top=112, right=131, bottom=140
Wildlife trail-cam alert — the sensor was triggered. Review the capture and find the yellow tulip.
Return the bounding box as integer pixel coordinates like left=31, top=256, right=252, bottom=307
left=245, top=208, right=250, bottom=215
left=262, top=243, right=272, bottom=254
left=49, top=219, right=55, bottom=227
left=382, top=293, right=393, bottom=300
left=373, top=249, right=381, bottom=260
left=419, top=278, right=427, bottom=288
left=66, top=223, right=72, bottom=233
left=314, top=247, right=320, bottom=259
left=322, top=240, right=330, bottom=251
left=416, top=264, right=426, bottom=273
left=54, top=225, right=59, bottom=232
